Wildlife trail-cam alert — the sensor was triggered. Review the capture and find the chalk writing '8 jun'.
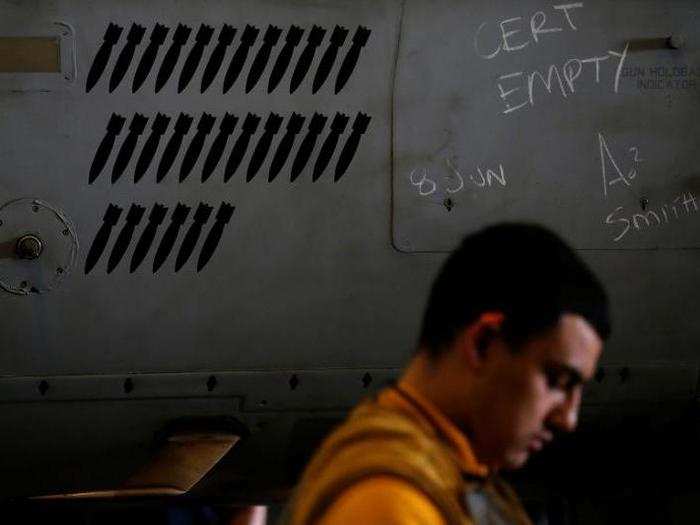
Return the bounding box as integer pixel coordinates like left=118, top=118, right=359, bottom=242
left=409, top=161, right=506, bottom=197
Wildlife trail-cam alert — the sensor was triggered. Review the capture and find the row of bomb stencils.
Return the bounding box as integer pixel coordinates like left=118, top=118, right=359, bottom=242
left=86, top=23, right=371, bottom=94
left=89, top=112, right=371, bottom=184
left=85, top=202, right=234, bottom=274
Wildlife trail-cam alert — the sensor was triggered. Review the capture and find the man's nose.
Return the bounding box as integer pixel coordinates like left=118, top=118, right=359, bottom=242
left=548, top=388, right=581, bottom=433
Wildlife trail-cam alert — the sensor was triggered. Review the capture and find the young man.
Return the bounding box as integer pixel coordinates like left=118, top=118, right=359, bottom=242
left=284, top=223, right=611, bottom=524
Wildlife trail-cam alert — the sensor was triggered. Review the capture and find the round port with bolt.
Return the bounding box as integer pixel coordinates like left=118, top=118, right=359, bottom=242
left=0, top=198, right=77, bottom=295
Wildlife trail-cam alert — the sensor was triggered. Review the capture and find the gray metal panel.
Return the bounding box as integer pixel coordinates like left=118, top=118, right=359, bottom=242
left=393, top=0, right=700, bottom=251
left=0, top=0, right=417, bottom=374
left=1, top=0, right=699, bottom=501
left=0, top=0, right=697, bottom=389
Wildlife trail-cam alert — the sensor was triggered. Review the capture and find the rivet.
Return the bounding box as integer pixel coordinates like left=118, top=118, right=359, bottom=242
left=289, top=374, right=299, bottom=391
left=38, top=380, right=49, bottom=396
left=123, top=378, right=134, bottom=394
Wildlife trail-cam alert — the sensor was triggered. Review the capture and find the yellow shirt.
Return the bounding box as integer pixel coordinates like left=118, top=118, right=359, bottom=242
left=318, top=382, right=489, bottom=524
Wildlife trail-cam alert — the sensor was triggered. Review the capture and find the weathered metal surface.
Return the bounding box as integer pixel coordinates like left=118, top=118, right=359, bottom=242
left=0, top=0, right=699, bottom=502
left=393, top=0, right=700, bottom=251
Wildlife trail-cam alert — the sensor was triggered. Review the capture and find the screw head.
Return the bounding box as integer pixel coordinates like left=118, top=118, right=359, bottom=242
left=16, top=235, right=44, bottom=260
left=668, top=34, right=685, bottom=50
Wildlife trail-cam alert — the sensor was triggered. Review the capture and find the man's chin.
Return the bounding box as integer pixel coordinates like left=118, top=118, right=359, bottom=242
left=500, top=449, right=530, bottom=470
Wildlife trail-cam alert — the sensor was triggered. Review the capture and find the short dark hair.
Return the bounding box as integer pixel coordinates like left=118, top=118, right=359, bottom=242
left=418, top=223, right=611, bottom=356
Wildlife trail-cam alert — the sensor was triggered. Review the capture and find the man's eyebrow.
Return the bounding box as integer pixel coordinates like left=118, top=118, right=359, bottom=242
left=544, top=361, right=586, bottom=386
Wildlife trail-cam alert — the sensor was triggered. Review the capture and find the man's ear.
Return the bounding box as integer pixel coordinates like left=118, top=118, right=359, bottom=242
left=457, top=312, right=506, bottom=368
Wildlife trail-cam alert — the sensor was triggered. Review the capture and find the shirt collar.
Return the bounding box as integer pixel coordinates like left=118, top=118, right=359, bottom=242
left=377, top=380, right=490, bottom=479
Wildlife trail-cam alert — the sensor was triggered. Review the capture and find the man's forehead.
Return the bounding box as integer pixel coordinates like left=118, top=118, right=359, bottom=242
left=534, top=314, right=603, bottom=380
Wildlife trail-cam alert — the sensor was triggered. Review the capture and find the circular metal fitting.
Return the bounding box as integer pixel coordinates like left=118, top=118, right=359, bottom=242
left=0, top=198, right=77, bottom=295
left=16, top=234, right=44, bottom=260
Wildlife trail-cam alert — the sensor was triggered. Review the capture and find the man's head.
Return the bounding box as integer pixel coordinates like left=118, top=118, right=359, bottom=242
left=414, top=223, right=610, bottom=470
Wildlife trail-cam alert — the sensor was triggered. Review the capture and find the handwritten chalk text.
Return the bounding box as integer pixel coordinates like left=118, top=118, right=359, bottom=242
left=605, top=192, right=698, bottom=242
left=408, top=160, right=507, bottom=197
left=497, top=44, right=628, bottom=115
left=598, top=132, right=644, bottom=198
left=474, top=3, right=584, bottom=60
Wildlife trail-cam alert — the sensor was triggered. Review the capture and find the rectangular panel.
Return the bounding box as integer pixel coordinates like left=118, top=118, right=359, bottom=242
left=0, top=37, right=60, bottom=72
left=0, top=0, right=400, bottom=374
left=393, top=0, right=700, bottom=251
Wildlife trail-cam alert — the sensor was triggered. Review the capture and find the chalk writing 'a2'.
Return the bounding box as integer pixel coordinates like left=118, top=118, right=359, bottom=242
left=598, top=132, right=643, bottom=198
